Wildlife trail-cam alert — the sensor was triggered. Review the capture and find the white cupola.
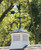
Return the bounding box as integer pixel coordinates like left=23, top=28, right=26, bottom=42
left=9, top=28, right=30, bottom=50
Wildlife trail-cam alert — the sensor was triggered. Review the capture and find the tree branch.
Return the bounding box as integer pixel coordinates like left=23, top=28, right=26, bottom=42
left=9, top=21, right=18, bottom=28
left=0, top=0, right=3, bottom=3
left=0, top=3, right=14, bottom=22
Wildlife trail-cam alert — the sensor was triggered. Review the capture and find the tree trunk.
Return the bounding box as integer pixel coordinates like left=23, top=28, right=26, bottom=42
left=35, top=33, right=39, bottom=44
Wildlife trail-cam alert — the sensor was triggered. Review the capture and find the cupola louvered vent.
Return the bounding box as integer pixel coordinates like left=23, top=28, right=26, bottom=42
left=23, top=34, right=28, bottom=41
left=13, top=34, right=20, bottom=41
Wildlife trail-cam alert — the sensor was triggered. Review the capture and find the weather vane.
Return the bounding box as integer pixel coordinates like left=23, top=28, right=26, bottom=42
left=11, top=4, right=26, bottom=29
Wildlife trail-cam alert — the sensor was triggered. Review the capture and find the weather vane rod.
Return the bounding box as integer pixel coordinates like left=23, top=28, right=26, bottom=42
left=11, top=4, right=26, bottom=29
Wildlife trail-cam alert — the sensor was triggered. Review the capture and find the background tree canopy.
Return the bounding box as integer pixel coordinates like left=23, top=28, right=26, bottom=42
left=0, top=0, right=41, bottom=46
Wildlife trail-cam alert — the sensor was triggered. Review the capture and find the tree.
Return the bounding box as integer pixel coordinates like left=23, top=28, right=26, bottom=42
left=0, top=3, right=14, bottom=22
left=0, top=0, right=41, bottom=46
left=29, top=0, right=41, bottom=44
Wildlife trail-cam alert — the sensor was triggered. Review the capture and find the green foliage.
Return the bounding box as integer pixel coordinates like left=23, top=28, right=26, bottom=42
left=31, top=3, right=39, bottom=17
left=0, top=0, right=41, bottom=46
